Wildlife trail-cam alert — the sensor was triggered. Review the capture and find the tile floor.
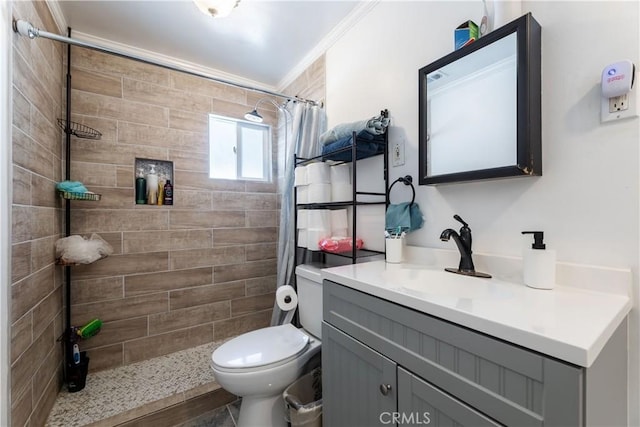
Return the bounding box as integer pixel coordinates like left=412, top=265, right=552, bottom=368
left=180, top=400, right=241, bottom=427
left=46, top=340, right=230, bottom=426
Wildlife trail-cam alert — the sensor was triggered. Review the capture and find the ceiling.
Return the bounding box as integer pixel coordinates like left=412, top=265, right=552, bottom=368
left=56, top=0, right=362, bottom=89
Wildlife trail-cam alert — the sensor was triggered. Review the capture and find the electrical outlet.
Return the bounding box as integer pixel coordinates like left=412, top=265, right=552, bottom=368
left=602, top=90, right=637, bottom=122
left=392, top=140, right=405, bottom=167
left=609, top=94, right=629, bottom=113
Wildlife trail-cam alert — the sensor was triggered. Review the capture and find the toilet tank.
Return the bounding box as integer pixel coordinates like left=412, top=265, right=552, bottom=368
left=295, top=264, right=323, bottom=339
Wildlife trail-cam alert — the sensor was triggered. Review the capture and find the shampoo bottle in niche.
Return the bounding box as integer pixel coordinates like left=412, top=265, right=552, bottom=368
left=521, top=231, right=556, bottom=290
left=163, top=180, right=173, bottom=205
left=135, top=168, right=146, bottom=204
left=146, top=164, right=158, bottom=205
left=157, top=174, right=165, bottom=205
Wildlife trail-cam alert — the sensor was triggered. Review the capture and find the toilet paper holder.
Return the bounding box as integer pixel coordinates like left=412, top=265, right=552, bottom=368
left=388, top=175, right=415, bottom=205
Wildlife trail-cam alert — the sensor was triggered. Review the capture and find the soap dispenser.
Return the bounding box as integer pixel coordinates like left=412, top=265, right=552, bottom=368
left=521, top=231, right=556, bottom=290
left=146, top=164, right=158, bottom=205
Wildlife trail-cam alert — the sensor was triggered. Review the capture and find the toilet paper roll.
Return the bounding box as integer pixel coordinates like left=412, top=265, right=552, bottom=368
left=331, top=209, right=348, bottom=231
left=308, top=210, right=331, bottom=230
left=276, top=285, right=298, bottom=311
left=297, top=210, right=308, bottom=229
left=296, top=185, right=309, bottom=204
left=297, top=229, right=308, bottom=247
left=308, top=183, right=331, bottom=203
left=330, top=164, right=351, bottom=184
left=306, top=162, right=330, bottom=184
left=307, top=228, right=330, bottom=251
left=332, top=183, right=353, bottom=202
left=294, top=166, right=307, bottom=186
left=331, top=229, right=348, bottom=238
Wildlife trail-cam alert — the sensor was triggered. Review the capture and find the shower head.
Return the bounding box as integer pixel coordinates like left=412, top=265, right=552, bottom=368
left=244, top=109, right=263, bottom=123
left=244, top=98, right=283, bottom=123
left=244, top=98, right=294, bottom=125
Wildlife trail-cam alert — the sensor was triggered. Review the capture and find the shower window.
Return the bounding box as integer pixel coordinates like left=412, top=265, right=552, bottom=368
left=209, top=114, right=272, bottom=181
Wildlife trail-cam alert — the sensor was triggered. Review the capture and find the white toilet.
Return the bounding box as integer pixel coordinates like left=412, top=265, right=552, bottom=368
left=211, top=264, right=323, bottom=427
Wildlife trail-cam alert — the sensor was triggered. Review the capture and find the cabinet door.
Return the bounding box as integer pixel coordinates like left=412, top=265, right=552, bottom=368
left=398, top=368, right=502, bottom=427
left=322, top=322, right=397, bottom=427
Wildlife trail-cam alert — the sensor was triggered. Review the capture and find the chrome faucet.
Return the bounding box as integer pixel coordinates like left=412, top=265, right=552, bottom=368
left=440, top=215, right=491, bottom=278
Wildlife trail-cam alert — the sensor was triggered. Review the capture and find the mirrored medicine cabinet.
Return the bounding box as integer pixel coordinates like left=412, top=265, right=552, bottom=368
left=418, top=13, right=541, bottom=185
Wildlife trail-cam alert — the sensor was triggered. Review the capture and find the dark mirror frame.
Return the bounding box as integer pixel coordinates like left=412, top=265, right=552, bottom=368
left=418, top=13, right=541, bottom=185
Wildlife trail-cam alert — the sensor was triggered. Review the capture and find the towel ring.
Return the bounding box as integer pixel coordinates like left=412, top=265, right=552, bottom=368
left=388, top=175, right=415, bottom=205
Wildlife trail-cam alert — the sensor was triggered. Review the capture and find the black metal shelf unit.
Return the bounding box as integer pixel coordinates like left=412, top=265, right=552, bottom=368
left=59, top=29, right=102, bottom=392
left=294, top=109, right=389, bottom=265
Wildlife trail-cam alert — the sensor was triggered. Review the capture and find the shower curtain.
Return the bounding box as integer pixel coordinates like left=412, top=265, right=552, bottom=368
left=271, top=100, right=326, bottom=325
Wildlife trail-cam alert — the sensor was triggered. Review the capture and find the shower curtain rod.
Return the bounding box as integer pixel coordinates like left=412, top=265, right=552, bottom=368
left=12, top=19, right=318, bottom=106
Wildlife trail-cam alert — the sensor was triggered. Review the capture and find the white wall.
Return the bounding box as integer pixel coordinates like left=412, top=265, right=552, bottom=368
left=1, top=1, right=12, bottom=425
left=325, top=1, right=640, bottom=423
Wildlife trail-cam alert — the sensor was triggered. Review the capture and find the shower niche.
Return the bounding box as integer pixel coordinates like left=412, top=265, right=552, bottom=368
left=134, top=158, right=174, bottom=206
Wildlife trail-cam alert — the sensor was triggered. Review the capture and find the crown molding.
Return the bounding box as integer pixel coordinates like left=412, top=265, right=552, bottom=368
left=67, top=30, right=279, bottom=94
left=45, top=0, right=67, bottom=35
left=43, top=0, right=376, bottom=99
left=277, top=0, right=379, bottom=92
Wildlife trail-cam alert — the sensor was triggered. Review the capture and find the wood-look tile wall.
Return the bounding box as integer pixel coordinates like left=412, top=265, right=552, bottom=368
left=282, top=56, right=326, bottom=105
left=66, top=46, right=296, bottom=372
left=11, top=1, right=65, bottom=426
left=8, top=0, right=325, bottom=417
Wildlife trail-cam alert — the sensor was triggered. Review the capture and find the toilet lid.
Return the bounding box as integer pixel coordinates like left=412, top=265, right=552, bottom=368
left=212, top=324, right=309, bottom=369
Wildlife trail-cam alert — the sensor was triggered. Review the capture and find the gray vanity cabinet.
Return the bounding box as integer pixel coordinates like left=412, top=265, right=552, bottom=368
left=323, top=322, right=499, bottom=427
left=322, top=323, right=396, bottom=427
left=398, top=368, right=501, bottom=427
left=322, top=280, right=627, bottom=427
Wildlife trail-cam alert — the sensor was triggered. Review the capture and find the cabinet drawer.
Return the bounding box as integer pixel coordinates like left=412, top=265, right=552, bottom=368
left=398, top=367, right=502, bottom=427
left=323, top=280, right=583, bottom=427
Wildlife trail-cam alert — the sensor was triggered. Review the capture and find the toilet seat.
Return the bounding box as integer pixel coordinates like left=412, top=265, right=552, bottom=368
left=212, top=324, right=310, bottom=373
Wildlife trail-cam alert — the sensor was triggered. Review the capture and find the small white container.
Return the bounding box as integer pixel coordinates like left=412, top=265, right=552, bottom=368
left=522, top=231, right=556, bottom=290
left=386, top=238, right=404, bottom=263
left=493, top=0, right=522, bottom=29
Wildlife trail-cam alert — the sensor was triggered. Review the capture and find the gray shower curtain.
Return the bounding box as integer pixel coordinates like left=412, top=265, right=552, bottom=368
left=271, top=100, right=326, bottom=325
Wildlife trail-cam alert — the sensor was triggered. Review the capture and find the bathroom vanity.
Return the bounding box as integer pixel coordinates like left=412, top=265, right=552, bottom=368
left=321, top=261, right=631, bottom=426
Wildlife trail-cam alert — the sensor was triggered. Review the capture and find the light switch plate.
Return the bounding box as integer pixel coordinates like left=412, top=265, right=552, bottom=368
left=392, top=140, right=405, bottom=166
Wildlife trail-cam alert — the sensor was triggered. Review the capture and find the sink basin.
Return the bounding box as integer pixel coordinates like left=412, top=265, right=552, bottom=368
left=381, top=265, right=495, bottom=300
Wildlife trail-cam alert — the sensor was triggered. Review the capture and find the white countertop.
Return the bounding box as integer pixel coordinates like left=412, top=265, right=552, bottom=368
left=321, top=260, right=632, bottom=367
